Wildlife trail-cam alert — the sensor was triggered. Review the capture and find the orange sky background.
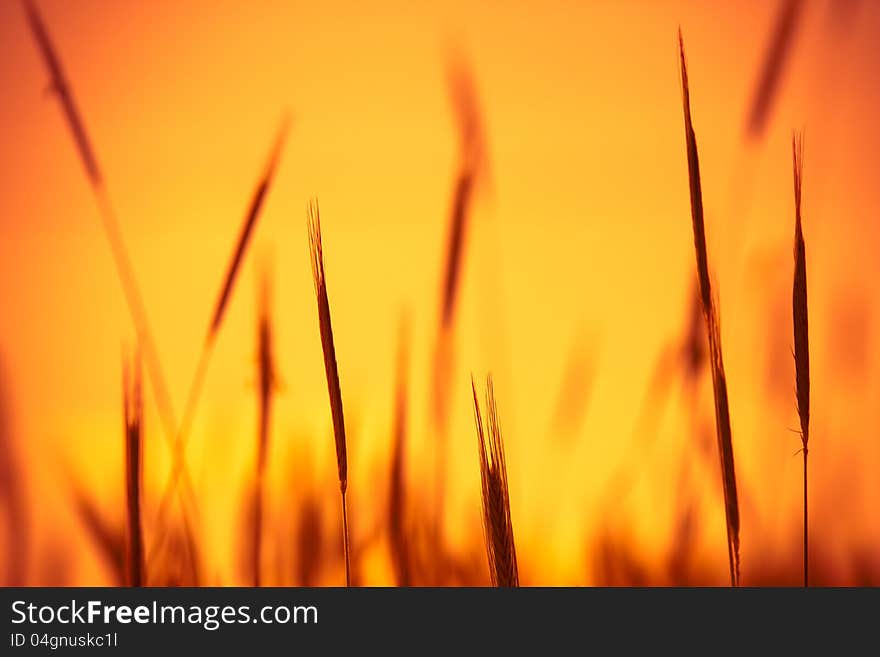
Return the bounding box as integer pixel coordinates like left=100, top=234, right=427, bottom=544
left=1, top=0, right=879, bottom=585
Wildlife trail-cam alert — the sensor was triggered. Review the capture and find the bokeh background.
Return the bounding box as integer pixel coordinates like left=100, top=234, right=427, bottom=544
left=1, top=0, right=879, bottom=585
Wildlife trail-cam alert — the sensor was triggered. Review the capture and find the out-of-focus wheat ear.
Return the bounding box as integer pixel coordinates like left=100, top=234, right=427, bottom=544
left=389, top=315, right=411, bottom=586
left=177, top=113, right=288, bottom=463
left=433, top=57, right=485, bottom=408
left=296, top=497, right=323, bottom=586
left=550, top=331, right=597, bottom=438
left=430, top=55, right=488, bottom=558
left=252, top=267, right=277, bottom=586
left=438, top=172, right=476, bottom=334
left=149, top=115, right=288, bottom=572
left=744, top=0, right=805, bottom=140
left=209, top=115, right=290, bottom=340
left=679, top=30, right=741, bottom=587
left=307, top=199, right=351, bottom=586
left=256, top=266, right=276, bottom=475
left=430, top=169, right=474, bottom=434
left=791, top=131, right=810, bottom=586
left=123, top=349, right=145, bottom=586
left=446, top=53, right=489, bottom=187
left=472, top=375, right=518, bottom=587
left=681, top=283, right=707, bottom=388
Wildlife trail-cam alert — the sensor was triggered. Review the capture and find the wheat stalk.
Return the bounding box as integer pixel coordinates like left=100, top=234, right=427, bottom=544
left=678, top=30, right=741, bottom=586
left=430, top=57, right=487, bottom=559
left=471, top=375, right=518, bottom=587
left=389, top=316, right=411, bottom=586
left=297, top=497, right=323, bottom=586
left=791, top=132, right=810, bottom=587
left=122, top=349, right=145, bottom=586
left=308, top=199, right=351, bottom=586
left=432, top=58, right=485, bottom=429
left=252, top=268, right=277, bottom=586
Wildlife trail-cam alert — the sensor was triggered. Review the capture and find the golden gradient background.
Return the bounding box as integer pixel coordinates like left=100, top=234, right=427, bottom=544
left=1, top=0, right=879, bottom=585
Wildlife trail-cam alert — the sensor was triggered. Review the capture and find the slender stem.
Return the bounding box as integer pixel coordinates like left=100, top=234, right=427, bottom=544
left=253, top=389, right=269, bottom=588
left=97, top=190, right=176, bottom=444
left=146, top=338, right=214, bottom=567
left=253, top=476, right=264, bottom=587
left=178, top=497, right=201, bottom=585
left=433, top=434, right=446, bottom=556
left=803, top=446, right=808, bottom=588
left=341, top=488, right=351, bottom=587
left=725, top=525, right=736, bottom=587
left=709, top=326, right=738, bottom=588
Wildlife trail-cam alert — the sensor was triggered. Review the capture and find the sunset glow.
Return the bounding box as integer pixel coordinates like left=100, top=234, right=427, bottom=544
left=1, top=0, right=879, bottom=586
